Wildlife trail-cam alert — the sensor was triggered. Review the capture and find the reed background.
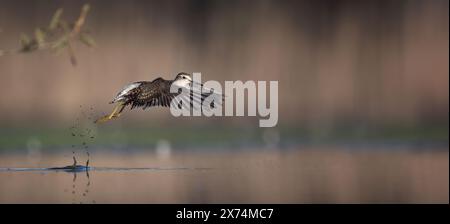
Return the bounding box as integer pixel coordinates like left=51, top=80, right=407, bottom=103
left=0, top=0, right=447, bottom=128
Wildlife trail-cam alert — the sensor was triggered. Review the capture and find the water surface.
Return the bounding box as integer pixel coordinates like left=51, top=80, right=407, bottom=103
left=0, top=148, right=448, bottom=203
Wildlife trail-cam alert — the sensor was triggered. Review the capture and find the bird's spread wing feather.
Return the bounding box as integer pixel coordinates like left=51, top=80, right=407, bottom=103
left=122, top=77, right=224, bottom=111
left=123, top=78, right=175, bottom=109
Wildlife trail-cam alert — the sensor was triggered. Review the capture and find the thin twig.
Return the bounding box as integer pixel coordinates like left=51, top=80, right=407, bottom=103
left=0, top=4, right=93, bottom=67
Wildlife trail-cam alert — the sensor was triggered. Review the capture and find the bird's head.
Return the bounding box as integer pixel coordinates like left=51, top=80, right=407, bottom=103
left=173, top=72, right=194, bottom=88
left=175, top=72, right=192, bottom=82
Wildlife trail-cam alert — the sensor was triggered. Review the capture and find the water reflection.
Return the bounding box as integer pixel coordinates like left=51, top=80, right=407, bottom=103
left=0, top=165, right=211, bottom=204
left=69, top=169, right=91, bottom=204
left=0, top=149, right=448, bottom=203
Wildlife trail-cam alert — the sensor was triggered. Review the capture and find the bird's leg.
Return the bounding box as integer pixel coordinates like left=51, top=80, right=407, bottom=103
left=94, top=103, right=124, bottom=123
left=107, top=104, right=121, bottom=119
left=111, top=104, right=126, bottom=118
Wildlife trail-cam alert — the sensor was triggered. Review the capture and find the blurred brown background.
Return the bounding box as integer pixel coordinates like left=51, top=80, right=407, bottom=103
left=0, top=0, right=448, bottom=204
left=0, top=0, right=447, bottom=130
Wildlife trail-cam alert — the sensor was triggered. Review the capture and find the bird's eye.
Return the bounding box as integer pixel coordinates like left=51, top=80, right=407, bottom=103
left=183, top=77, right=186, bottom=79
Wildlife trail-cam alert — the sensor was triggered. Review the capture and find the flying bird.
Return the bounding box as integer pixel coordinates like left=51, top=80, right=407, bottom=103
left=95, top=72, right=222, bottom=123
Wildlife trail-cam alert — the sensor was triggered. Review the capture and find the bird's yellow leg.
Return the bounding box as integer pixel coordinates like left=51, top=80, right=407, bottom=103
left=95, top=104, right=123, bottom=123
left=107, top=104, right=121, bottom=119
left=111, top=104, right=126, bottom=118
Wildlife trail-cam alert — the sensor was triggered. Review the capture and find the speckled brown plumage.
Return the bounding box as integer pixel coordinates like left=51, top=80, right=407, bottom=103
left=123, top=78, right=176, bottom=109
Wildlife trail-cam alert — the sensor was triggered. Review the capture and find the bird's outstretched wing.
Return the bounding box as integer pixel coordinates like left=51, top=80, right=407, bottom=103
left=125, top=78, right=224, bottom=111
left=125, top=78, right=175, bottom=109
